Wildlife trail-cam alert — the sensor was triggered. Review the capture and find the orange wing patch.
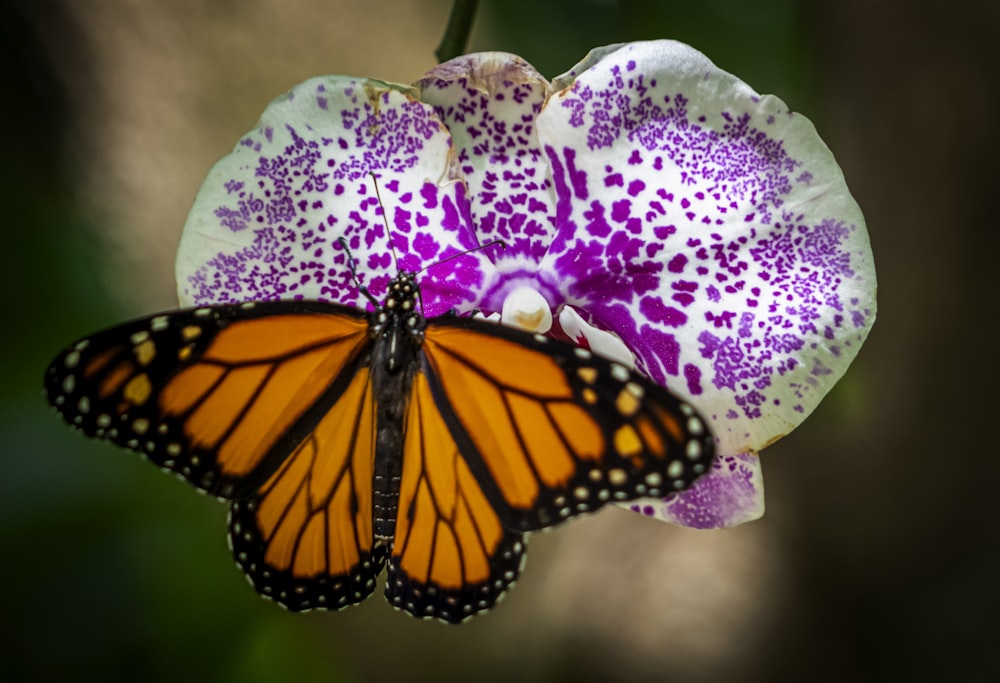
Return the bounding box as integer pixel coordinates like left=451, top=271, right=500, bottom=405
left=160, top=314, right=370, bottom=484
left=420, top=320, right=716, bottom=533
left=386, top=371, right=526, bottom=623
left=424, top=329, right=600, bottom=510
left=43, top=302, right=371, bottom=498
left=229, top=367, right=386, bottom=612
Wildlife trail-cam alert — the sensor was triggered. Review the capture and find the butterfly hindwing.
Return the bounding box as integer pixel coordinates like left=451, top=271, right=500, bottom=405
left=386, top=370, right=527, bottom=623
left=229, top=366, right=388, bottom=612
left=44, top=301, right=371, bottom=498
left=419, top=316, right=716, bottom=533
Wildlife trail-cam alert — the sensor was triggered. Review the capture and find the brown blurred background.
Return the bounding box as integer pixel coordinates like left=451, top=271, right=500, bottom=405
left=2, top=1, right=997, bottom=681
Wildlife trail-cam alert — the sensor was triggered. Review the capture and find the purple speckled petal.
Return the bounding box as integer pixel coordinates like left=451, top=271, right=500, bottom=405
left=416, top=54, right=561, bottom=313
left=626, top=452, right=764, bottom=528
left=175, top=76, right=493, bottom=315
left=536, top=40, right=876, bottom=456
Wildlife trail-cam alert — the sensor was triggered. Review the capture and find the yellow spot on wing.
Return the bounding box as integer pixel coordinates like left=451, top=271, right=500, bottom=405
left=123, top=374, right=152, bottom=406
left=615, top=387, right=640, bottom=416
left=134, top=339, right=156, bottom=366
left=613, top=424, right=642, bottom=457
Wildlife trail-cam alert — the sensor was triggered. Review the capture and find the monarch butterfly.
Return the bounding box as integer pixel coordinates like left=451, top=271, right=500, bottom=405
left=44, top=244, right=716, bottom=623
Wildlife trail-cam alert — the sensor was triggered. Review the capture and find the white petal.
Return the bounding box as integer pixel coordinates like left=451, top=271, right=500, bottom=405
left=536, top=40, right=875, bottom=455
left=175, top=75, right=493, bottom=315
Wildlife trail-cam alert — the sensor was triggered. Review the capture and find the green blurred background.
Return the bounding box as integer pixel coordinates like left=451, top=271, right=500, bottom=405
left=2, top=0, right=997, bottom=681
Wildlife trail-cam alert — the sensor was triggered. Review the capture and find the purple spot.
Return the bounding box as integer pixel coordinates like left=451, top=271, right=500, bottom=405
left=683, top=363, right=703, bottom=394
left=639, top=296, right=688, bottom=327
left=633, top=326, right=681, bottom=383
left=420, top=183, right=438, bottom=209
left=654, top=225, right=677, bottom=239
left=611, top=199, right=632, bottom=223
left=583, top=201, right=612, bottom=237
left=564, top=148, right=588, bottom=200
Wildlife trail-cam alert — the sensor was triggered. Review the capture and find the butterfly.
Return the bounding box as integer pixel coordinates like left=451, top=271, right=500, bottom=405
left=44, top=245, right=716, bottom=623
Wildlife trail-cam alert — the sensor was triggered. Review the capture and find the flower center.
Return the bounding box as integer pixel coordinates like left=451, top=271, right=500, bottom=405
left=500, top=286, right=553, bottom=333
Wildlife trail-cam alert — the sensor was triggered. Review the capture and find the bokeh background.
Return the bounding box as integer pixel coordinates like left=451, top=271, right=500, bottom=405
left=2, top=0, right=997, bottom=681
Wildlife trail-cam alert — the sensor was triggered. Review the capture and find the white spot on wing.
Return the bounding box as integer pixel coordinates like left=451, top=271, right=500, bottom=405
left=686, top=440, right=702, bottom=460
left=610, top=363, right=630, bottom=382
left=687, top=416, right=704, bottom=436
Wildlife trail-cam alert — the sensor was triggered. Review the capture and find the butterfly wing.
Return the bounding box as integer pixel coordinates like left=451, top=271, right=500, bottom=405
left=229, top=364, right=388, bottom=612
left=386, top=369, right=526, bottom=623
left=419, top=316, right=716, bottom=533
left=384, top=316, right=715, bottom=623
left=44, top=301, right=371, bottom=498
left=45, top=291, right=716, bottom=623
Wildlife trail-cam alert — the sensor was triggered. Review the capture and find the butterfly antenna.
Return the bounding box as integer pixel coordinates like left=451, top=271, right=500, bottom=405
left=413, top=239, right=505, bottom=314
left=369, top=171, right=401, bottom=273
left=337, top=236, right=380, bottom=308
left=416, top=239, right=507, bottom=275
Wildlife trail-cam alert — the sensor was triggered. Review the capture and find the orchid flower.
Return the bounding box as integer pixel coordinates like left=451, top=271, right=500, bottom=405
left=175, top=40, right=876, bottom=529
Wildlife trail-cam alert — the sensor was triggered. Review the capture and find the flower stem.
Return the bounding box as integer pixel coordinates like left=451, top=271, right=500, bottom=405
left=435, top=0, right=479, bottom=63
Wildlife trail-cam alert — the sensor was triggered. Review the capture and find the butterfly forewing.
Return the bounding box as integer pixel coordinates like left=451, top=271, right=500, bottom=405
left=44, top=301, right=371, bottom=498
left=419, top=317, right=716, bottom=532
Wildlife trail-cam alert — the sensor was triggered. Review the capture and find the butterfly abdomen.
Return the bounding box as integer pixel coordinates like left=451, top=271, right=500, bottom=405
left=371, top=357, right=416, bottom=541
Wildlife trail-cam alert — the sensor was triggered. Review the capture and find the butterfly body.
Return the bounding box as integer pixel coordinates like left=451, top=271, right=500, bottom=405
left=45, top=270, right=716, bottom=623
left=368, top=273, right=424, bottom=542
